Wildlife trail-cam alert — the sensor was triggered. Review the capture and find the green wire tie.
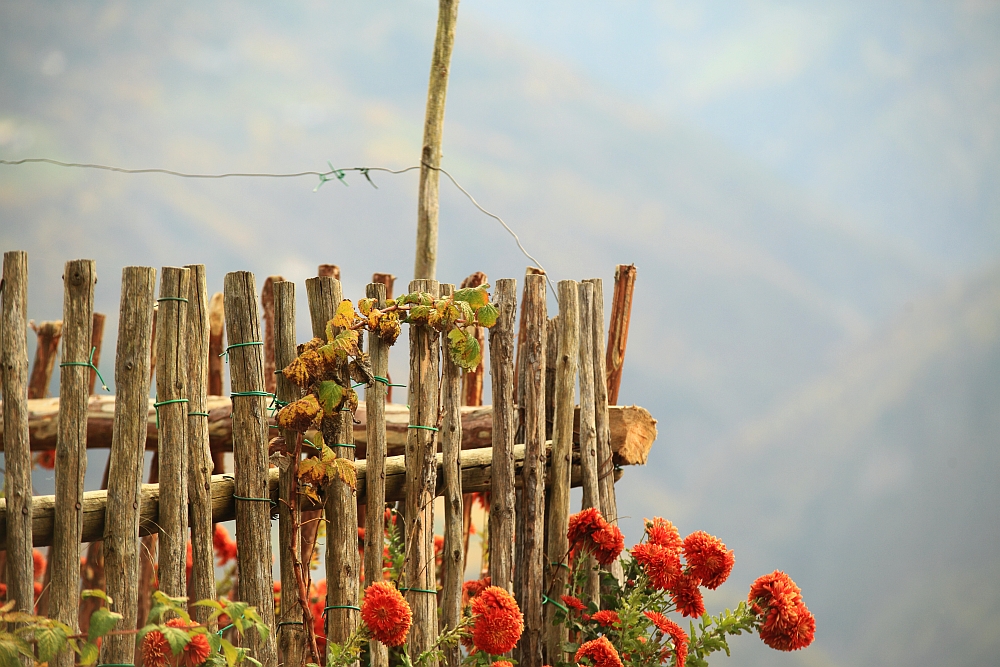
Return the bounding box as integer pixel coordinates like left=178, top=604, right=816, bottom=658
left=217, top=623, right=234, bottom=636
left=188, top=411, right=210, bottom=417
left=220, top=341, right=263, bottom=361
left=407, top=425, right=439, bottom=432
left=303, top=438, right=320, bottom=450
left=331, top=443, right=356, bottom=449
left=222, top=475, right=276, bottom=513
left=59, top=347, right=109, bottom=391
left=153, top=398, right=189, bottom=428
left=398, top=587, right=438, bottom=595
left=373, top=376, right=406, bottom=387
left=157, top=296, right=189, bottom=304
left=351, top=382, right=366, bottom=389
left=323, top=605, right=360, bottom=615
left=550, top=561, right=570, bottom=570
left=541, top=594, right=569, bottom=614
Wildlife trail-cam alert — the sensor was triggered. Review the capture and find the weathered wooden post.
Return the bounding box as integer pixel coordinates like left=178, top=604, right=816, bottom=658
left=101, top=266, right=156, bottom=667
left=404, top=278, right=440, bottom=658
left=1, top=251, right=33, bottom=624
left=365, top=281, right=391, bottom=667
left=261, top=275, right=283, bottom=395
left=439, top=283, right=463, bottom=667
left=577, top=281, right=600, bottom=604
left=273, top=280, right=306, bottom=666
left=185, top=265, right=216, bottom=619
left=28, top=320, right=61, bottom=399
left=544, top=281, right=579, bottom=664
left=515, top=272, right=547, bottom=667
left=606, top=265, right=636, bottom=405
left=224, top=271, right=278, bottom=667
left=155, top=266, right=191, bottom=599
left=51, top=258, right=96, bottom=667
left=489, top=279, right=517, bottom=593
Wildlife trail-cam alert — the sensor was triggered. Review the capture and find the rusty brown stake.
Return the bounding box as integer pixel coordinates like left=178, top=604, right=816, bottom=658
left=101, top=266, right=156, bottom=667
left=28, top=320, right=61, bottom=399
left=208, top=292, right=226, bottom=474
left=51, top=259, right=96, bottom=667
left=261, top=275, right=283, bottom=395
left=606, top=264, right=636, bottom=405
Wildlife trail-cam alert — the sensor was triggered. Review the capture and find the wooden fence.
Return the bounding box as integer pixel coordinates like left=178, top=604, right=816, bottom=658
left=0, top=252, right=653, bottom=667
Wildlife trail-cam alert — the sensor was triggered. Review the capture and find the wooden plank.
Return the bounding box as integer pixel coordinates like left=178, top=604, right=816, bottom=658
left=439, top=284, right=463, bottom=667
left=155, top=267, right=191, bottom=599
left=273, top=280, right=306, bottom=666
left=576, top=282, right=600, bottom=604
left=51, top=259, right=96, bottom=667
left=101, top=266, right=156, bottom=667
left=404, top=278, right=440, bottom=658
left=260, top=276, right=283, bottom=395
left=28, top=321, right=61, bottom=399
left=224, top=271, right=277, bottom=667
left=489, top=279, right=516, bottom=593
left=185, top=265, right=215, bottom=620
left=544, top=281, right=578, bottom=665
left=1, top=251, right=33, bottom=623
left=364, top=282, right=390, bottom=667
left=606, top=264, right=636, bottom=405
left=515, top=273, right=546, bottom=667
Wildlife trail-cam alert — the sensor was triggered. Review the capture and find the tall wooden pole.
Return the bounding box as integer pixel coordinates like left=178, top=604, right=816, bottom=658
left=488, top=279, right=516, bottom=593
left=414, top=0, right=461, bottom=279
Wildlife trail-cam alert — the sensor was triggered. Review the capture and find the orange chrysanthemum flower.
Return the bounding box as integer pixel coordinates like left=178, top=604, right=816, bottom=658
left=575, top=636, right=624, bottom=667
left=749, top=571, right=815, bottom=651
left=591, top=610, right=620, bottom=627
left=141, top=627, right=171, bottom=667
left=568, top=508, right=605, bottom=548
left=0, top=583, right=7, bottom=599
left=759, top=602, right=815, bottom=651
left=462, top=576, right=491, bottom=606
left=644, top=611, right=688, bottom=667
left=35, top=450, right=56, bottom=470
left=592, top=524, right=625, bottom=565
left=471, top=585, right=523, bottom=655
left=645, top=518, right=683, bottom=552
left=492, top=661, right=513, bottom=667
left=213, top=525, right=238, bottom=565
left=631, top=542, right=681, bottom=590
left=142, top=619, right=211, bottom=667
left=33, top=582, right=42, bottom=600
left=568, top=508, right=624, bottom=565
left=682, top=531, right=734, bottom=590
left=361, top=582, right=412, bottom=647
left=561, top=595, right=586, bottom=613
left=33, top=549, right=46, bottom=580
left=669, top=572, right=705, bottom=618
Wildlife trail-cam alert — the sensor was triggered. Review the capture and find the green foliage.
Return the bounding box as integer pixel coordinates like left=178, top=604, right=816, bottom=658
left=685, top=603, right=760, bottom=667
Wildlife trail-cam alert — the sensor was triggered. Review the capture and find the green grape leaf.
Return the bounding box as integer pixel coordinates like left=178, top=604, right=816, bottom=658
left=408, top=305, right=432, bottom=324
left=453, top=286, right=489, bottom=310
left=162, top=626, right=191, bottom=655
left=77, top=641, right=100, bottom=666
left=316, top=381, right=347, bottom=416
left=447, top=328, right=482, bottom=370
left=87, top=607, right=122, bottom=643
left=81, top=589, right=112, bottom=605
left=475, top=303, right=500, bottom=328
left=220, top=638, right=240, bottom=667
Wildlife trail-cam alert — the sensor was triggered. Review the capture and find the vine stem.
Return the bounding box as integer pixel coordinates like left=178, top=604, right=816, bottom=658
left=289, top=431, right=322, bottom=664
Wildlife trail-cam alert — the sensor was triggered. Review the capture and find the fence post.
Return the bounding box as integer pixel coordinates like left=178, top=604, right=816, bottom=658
left=438, top=283, right=463, bottom=667
left=320, top=278, right=361, bottom=649
left=489, top=279, right=517, bottom=593
left=155, top=267, right=191, bottom=598
left=101, top=266, right=156, bottom=667
left=405, top=278, right=440, bottom=659
left=28, top=320, right=61, bottom=399
left=261, top=276, right=283, bottom=395
left=50, top=258, right=96, bottom=667
left=515, top=273, right=547, bottom=667
left=364, top=281, right=390, bottom=667
left=606, top=265, right=636, bottom=405
left=576, top=282, right=600, bottom=604
left=584, top=278, right=621, bottom=584
left=544, top=281, right=579, bottom=665
left=208, top=292, right=226, bottom=474
left=224, top=271, right=278, bottom=667
left=1, top=251, right=33, bottom=626
left=88, top=313, right=106, bottom=395
left=273, top=280, right=306, bottom=666
left=185, top=265, right=216, bottom=619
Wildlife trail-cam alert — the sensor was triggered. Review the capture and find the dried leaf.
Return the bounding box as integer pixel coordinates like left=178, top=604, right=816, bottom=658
left=276, top=395, right=322, bottom=431
left=448, top=327, right=482, bottom=370
left=331, top=300, right=356, bottom=330
left=436, top=300, right=461, bottom=328
left=408, top=305, right=432, bottom=324
left=377, top=312, right=401, bottom=345
left=297, top=337, right=325, bottom=355
left=331, top=329, right=359, bottom=357
left=333, top=458, right=357, bottom=490
left=358, top=298, right=376, bottom=316
left=349, top=357, right=373, bottom=384
left=283, top=348, right=326, bottom=387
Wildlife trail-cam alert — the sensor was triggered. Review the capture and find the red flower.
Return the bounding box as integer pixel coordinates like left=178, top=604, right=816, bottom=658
left=669, top=572, right=705, bottom=618
left=561, top=595, right=586, bottom=613
left=185, top=541, right=194, bottom=584
left=470, top=586, right=523, bottom=655
left=33, top=582, right=42, bottom=600
left=591, top=523, right=625, bottom=565
left=631, top=542, right=681, bottom=590
left=462, top=576, right=491, bottom=606
left=644, top=611, right=688, bottom=667
left=645, top=518, right=683, bottom=552
left=141, top=627, right=171, bottom=667
left=591, top=610, right=620, bottom=627
left=682, top=531, right=734, bottom=590
left=0, top=583, right=7, bottom=599
left=213, top=525, right=237, bottom=566
left=141, top=619, right=211, bottom=667
left=492, top=662, right=513, bottom=667
left=568, top=508, right=605, bottom=549
left=568, top=508, right=624, bottom=565
left=35, top=450, right=56, bottom=470
left=33, top=549, right=46, bottom=580
left=749, top=571, right=815, bottom=651
left=575, top=636, right=624, bottom=667
left=361, top=582, right=412, bottom=647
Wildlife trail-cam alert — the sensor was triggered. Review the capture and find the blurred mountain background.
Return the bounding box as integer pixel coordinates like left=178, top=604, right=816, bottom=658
left=2, top=2, right=999, bottom=666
